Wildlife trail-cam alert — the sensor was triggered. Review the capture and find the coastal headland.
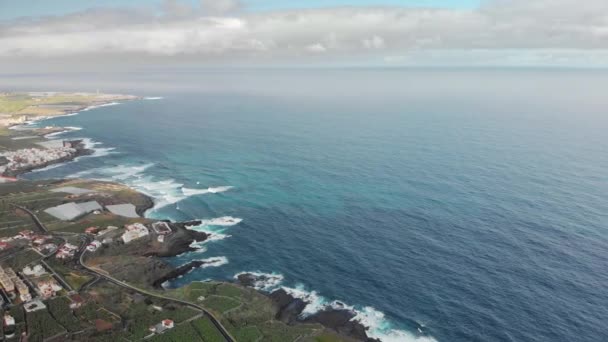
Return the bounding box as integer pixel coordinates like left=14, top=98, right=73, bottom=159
left=0, top=92, right=381, bottom=341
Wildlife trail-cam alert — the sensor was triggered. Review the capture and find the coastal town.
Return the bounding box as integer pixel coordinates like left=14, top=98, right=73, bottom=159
left=0, top=92, right=379, bottom=342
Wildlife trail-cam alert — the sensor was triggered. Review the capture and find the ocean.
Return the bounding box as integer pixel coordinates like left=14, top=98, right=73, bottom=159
left=16, top=68, right=608, bottom=342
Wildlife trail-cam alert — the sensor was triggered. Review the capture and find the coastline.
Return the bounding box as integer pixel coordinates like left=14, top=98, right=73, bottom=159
left=4, top=93, right=388, bottom=342
left=0, top=93, right=421, bottom=342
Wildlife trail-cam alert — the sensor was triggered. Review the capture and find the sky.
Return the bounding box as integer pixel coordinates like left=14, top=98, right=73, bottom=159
left=1, top=0, right=480, bottom=19
left=0, top=0, right=607, bottom=70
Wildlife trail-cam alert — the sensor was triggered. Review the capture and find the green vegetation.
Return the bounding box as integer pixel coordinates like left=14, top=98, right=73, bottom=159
left=192, top=316, right=227, bottom=342
left=9, top=305, right=25, bottom=324
left=65, top=272, right=94, bottom=290
left=0, top=178, right=150, bottom=237
left=76, top=302, right=119, bottom=325
left=46, top=212, right=148, bottom=233
left=232, top=325, right=263, bottom=342
left=26, top=309, right=66, bottom=342
left=202, top=295, right=241, bottom=314
left=0, top=93, right=101, bottom=116
left=313, top=333, right=350, bottom=342
left=166, top=282, right=327, bottom=342
left=118, top=301, right=200, bottom=340
left=3, top=249, right=41, bottom=269
left=149, top=323, right=202, bottom=342
left=46, top=258, right=94, bottom=290
left=48, top=297, right=88, bottom=332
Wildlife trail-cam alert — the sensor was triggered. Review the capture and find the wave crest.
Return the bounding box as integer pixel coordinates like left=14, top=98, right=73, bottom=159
left=280, top=285, right=437, bottom=342
left=234, top=272, right=285, bottom=291
left=182, top=186, right=234, bottom=196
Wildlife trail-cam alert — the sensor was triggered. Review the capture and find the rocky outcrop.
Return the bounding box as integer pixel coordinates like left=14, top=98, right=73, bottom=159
left=144, top=221, right=209, bottom=258
left=269, top=289, right=307, bottom=324
left=152, top=259, right=214, bottom=288
left=236, top=273, right=380, bottom=342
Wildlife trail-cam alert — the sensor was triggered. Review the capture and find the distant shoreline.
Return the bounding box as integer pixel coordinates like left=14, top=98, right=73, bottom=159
left=0, top=92, right=387, bottom=342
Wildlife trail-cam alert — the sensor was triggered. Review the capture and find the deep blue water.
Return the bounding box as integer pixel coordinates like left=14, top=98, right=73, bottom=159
left=23, top=69, right=608, bottom=342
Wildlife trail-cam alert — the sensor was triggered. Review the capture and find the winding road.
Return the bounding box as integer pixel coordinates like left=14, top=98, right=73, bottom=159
left=15, top=203, right=235, bottom=341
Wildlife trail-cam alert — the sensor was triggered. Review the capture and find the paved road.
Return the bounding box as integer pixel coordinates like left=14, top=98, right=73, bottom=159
left=10, top=204, right=48, bottom=233
left=10, top=204, right=235, bottom=341
left=78, top=250, right=236, bottom=342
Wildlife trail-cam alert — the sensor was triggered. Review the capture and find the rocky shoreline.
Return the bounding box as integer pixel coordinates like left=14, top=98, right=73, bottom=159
left=236, top=273, right=381, bottom=342
left=152, top=259, right=214, bottom=288
left=145, top=220, right=209, bottom=258
left=1, top=93, right=387, bottom=341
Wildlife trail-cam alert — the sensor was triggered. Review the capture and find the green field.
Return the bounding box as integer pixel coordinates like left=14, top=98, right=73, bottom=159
left=0, top=93, right=100, bottom=115
left=48, top=297, right=89, bottom=332
left=0, top=179, right=151, bottom=237
left=165, top=282, right=339, bottom=342
left=26, top=309, right=66, bottom=342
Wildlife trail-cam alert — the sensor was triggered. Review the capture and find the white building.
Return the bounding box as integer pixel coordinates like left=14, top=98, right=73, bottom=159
left=86, top=240, right=102, bottom=252
left=98, top=226, right=118, bottom=236
left=23, top=265, right=47, bottom=277
left=121, top=223, right=149, bottom=244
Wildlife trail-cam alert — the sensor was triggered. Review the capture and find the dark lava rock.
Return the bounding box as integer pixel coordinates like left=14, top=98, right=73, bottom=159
left=269, top=289, right=307, bottom=324
left=152, top=260, right=209, bottom=288
left=267, top=289, right=380, bottom=342
left=145, top=221, right=209, bottom=258
left=236, top=273, right=257, bottom=287
left=304, top=310, right=380, bottom=342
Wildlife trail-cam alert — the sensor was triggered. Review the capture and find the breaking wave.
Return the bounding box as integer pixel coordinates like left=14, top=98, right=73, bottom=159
left=80, top=138, right=117, bottom=158
left=144, top=96, right=164, bottom=100
left=184, top=218, right=242, bottom=243
left=81, top=102, right=120, bottom=111
left=196, top=216, right=242, bottom=227
left=281, top=285, right=437, bottom=342
left=67, top=163, right=234, bottom=210
left=234, top=272, right=285, bottom=291
left=182, top=186, right=234, bottom=196
left=195, top=256, right=229, bottom=269
left=43, top=126, right=82, bottom=138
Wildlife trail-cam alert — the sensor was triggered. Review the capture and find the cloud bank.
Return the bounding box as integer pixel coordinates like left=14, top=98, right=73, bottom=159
left=0, top=0, right=607, bottom=66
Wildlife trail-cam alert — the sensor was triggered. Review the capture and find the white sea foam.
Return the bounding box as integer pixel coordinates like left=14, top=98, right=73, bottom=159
left=81, top=102, right=120, bottom=111
left=68, top=163, right=235, bottom=210
left=233, top=272, right=285, bottom=291
left=79, top=138, right=117, bottom=158
left=132, top=177, right=185, bottom=209
left=353, top=307, right=438, bottom=342
left=144, top=96, right=164, bottom=100
left=43, top=126, right=82, bottom=138
left=281, top=285, right=436, bottom=342
left=197, top=216, right=242, bottom=227
left=57, top=112, right=80, bottom=117
left=282, top=285, right=327, bottom=317
left=185, top=218, right=240, bottom=243
left=29, top=163, right=65, bottom=173
left=187, top=242, right=209, bottom=252
left=182, top=186, right=234, bottom=196
left=196, top=256, right=229, bottom=268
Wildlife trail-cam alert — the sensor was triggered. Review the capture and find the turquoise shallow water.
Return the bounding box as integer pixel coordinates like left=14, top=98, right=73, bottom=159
left=22, top=69, right=608, bottom=342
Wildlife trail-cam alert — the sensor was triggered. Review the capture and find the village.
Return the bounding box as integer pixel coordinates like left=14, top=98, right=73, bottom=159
left=0, top=178, right=224, bottom=342
left=0, top=212, right=188, bottom=341
left=0, top=140, right=89, bottom=178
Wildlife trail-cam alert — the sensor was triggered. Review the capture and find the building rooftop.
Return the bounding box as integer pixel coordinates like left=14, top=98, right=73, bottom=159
left=106, top=203, right=139, bottom=218
left=44, top=201, right=102, bottom=220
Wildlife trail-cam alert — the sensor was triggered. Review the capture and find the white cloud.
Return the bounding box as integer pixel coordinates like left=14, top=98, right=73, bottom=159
left=0, top=0, right=606, bottom=66
left=307, top=43, right=327, bottom=53
left=362, top=36, right=385, bottom=49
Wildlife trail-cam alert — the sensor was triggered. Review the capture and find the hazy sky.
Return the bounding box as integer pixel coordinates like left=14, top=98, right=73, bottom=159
left=0, top=0, right=607, bottom=70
